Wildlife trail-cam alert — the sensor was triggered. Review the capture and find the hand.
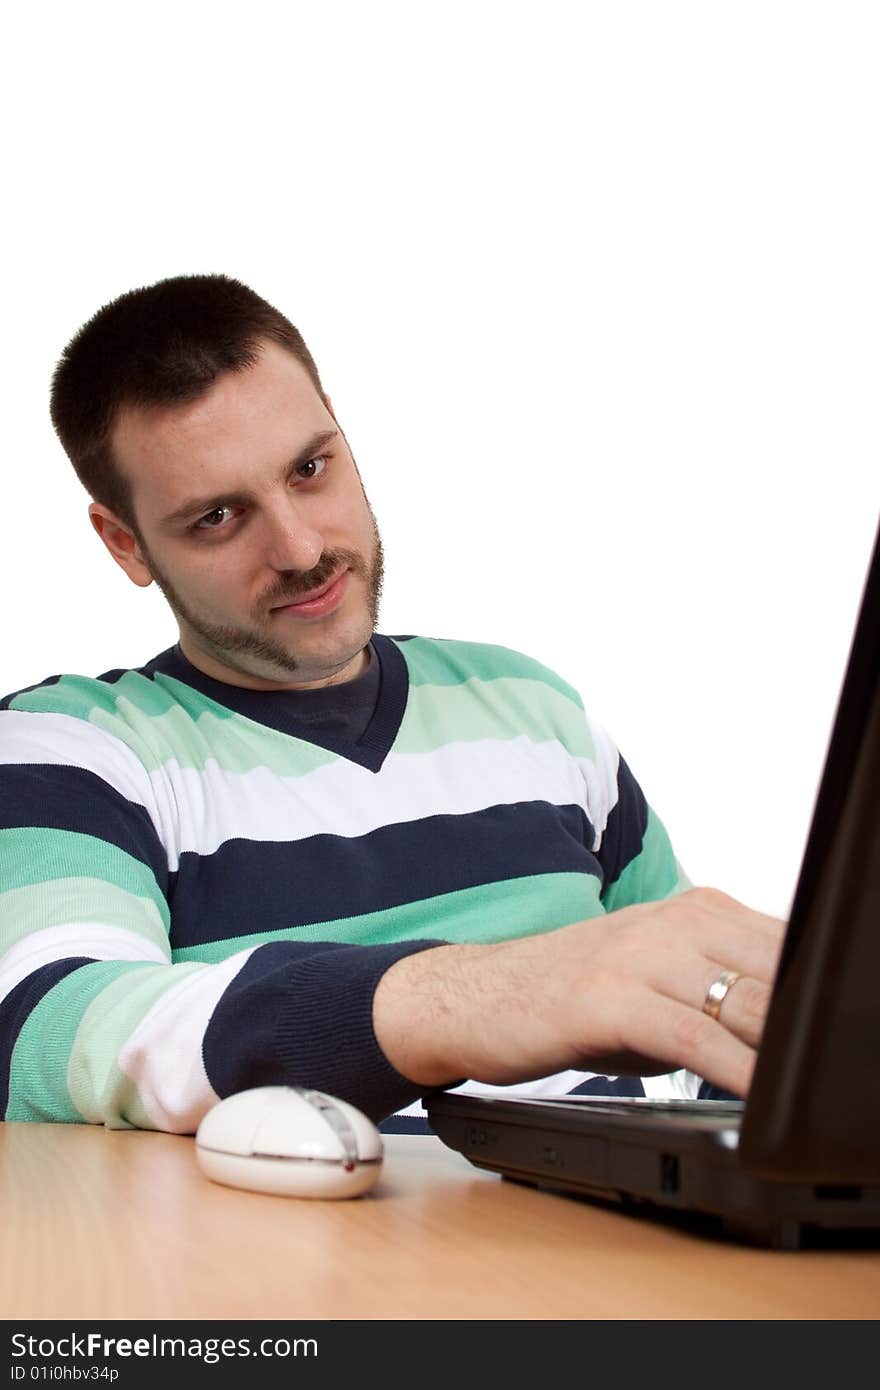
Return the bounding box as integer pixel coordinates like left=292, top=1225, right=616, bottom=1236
left=373, top=887, right=786, bottom=1098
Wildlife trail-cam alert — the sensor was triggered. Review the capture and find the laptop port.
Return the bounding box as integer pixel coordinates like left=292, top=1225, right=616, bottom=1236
left=660, top=1154, right=680, bottom=1193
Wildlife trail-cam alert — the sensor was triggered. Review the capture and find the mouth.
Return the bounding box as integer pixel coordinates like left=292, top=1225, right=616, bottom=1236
left=271, top=569, right=350, bottom=618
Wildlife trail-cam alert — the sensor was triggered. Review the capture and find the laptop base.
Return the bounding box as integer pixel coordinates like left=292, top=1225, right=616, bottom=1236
left=500, top=1171, right=880, bottom=1251
left=427, top=1092, right=880, bottom=1251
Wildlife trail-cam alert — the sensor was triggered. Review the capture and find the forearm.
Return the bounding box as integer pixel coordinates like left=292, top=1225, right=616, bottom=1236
left=373, top=888, right=786, bottom=1101
left=372, top=934, right=568, bottom=1089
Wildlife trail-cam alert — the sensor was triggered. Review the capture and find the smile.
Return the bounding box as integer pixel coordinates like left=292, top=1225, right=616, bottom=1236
left=272, top=570, right=349, bottom=618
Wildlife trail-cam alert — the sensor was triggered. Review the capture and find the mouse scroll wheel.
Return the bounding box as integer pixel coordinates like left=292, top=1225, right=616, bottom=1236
left=301, top=1089, right=359, bottom=1166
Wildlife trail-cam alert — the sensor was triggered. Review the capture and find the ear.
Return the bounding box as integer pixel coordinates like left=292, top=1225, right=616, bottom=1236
left=88, top=503, right=154, bottom=589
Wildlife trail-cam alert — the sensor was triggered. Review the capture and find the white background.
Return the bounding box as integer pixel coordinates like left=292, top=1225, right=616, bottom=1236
left=2, top=1, right=877, bottom=920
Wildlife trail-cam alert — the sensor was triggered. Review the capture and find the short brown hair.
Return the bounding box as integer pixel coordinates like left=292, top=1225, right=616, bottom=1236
left=49, top=273, right=326, bottom=535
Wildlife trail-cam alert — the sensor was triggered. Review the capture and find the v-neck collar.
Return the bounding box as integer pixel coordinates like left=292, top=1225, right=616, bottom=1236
left=141, top=633, right=410, bottom=773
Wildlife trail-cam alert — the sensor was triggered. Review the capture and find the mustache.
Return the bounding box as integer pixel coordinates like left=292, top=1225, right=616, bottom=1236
left=261, top=562, right=353, bottom=611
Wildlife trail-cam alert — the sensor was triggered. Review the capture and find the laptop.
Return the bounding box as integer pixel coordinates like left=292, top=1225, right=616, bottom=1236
left=427, top=515, right=880, bottom=1249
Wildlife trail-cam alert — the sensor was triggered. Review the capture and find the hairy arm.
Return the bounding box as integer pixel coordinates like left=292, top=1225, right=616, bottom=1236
left=374, top=887, right=785, bottom=1099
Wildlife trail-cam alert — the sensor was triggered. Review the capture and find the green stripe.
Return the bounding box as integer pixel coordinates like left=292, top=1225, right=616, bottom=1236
left=10, top=682, right=333, bottom=776
left=6, top=674, right=115, bottom=719
left=117, top=669, right=235, bottom=719
left=7, top=668, right=224, bottom=722
left=601, top=806, right=693, bottom=912
left=7, top=637, right=591, bottom=774
left=400, top=636, right=585, bottom=707
left=107, top=671, right=597, bottom=769
left=103, top=669, right=596, bottom=769
left=0, top=828, right=169, bottom=926
left=669, top=861, right=693, bottom=896
left=59, top=665, right=594, bottom=774
left=67, top=961, right=209, bottom=1128
left=397, top=675, right=597, bottom=758
left=0, top=878, right=170, bottom=954
left=172, top=870, right=606, bottom=963
left=5, top=960, right=145, bottom=1122
left=92, top=697, right=335, bottom=775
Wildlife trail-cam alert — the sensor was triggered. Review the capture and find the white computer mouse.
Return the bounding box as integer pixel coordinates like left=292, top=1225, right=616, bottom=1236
left=194, top=1086, right=384, bottom=1198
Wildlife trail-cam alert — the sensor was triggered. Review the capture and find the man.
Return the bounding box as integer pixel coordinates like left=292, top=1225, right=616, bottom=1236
left=0, top=274, right=783, bottom=1134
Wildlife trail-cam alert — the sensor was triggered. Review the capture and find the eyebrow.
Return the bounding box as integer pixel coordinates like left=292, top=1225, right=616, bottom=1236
left=159, top=429, right=339, bottom=530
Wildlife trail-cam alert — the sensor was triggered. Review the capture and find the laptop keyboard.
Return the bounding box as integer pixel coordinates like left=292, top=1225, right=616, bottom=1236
left=531, top=1096, right=745, bottom=1119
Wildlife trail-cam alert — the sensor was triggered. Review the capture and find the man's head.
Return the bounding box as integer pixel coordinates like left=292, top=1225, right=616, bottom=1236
left=50, top=274, right=384, bottom=690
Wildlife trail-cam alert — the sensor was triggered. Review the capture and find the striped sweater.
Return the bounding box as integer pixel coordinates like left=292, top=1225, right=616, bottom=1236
left=0, top=631, right=696, bottom=1134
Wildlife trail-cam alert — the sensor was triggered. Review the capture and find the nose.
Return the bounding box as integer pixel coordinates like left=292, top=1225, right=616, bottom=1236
left=260, top=499, right=325, bottom=574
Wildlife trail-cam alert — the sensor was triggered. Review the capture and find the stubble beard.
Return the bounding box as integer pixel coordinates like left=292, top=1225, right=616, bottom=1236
left=135, top=509, right=385, bottom=682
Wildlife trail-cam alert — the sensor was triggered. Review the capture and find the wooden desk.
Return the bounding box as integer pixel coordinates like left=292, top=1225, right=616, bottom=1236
left=2, top=1122, right=878, bottom=1320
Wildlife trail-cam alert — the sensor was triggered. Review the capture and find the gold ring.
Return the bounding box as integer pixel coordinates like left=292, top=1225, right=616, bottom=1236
left=702, top=968, right=741, bottom=1021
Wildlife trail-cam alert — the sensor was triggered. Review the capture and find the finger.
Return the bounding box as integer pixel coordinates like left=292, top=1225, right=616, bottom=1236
left=624, top=990, right=757, bottom=1098
left=696, top=967, right=771, bottom=1050
left=639, top=942, right=773, bottom=1049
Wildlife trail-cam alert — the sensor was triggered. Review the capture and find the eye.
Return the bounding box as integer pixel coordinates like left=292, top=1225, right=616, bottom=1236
left=190, top=455, right=331, bottom=535
left=193, top=504, right=238, bottom=531
left=296, top=453, right=330, bottom=481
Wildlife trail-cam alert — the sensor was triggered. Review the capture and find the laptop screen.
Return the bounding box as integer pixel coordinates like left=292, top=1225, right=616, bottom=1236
left=740, top=515, right=880, bottom=1182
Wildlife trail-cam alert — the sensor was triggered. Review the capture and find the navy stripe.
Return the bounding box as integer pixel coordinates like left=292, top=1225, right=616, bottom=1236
left=697, top=1080, right=741, bottom=1101
left=203, top=938, right=443, bottom=1122
left=380, top=1114, right=434, bottom=1134
left=596, top=754, right=649, bottom=890
left=0, top=958, right=94, bottom=1116
left=380, top=1076, right=649, bottom=1131
left=568, top=1074, right=647, bottom=1097
left=168, top=801, right=599, bottom=949
left=0, top=765, right=168, bottom=895
left=93, top=668, right=142, bottom=685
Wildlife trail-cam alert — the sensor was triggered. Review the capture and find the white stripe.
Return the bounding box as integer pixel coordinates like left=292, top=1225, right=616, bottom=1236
left=0, top=922, right=168, bottom=1005
left=117, top=947, right=260, bottom=1133
left=0, top=708, right=168, bottom=829
left=642, top=1069, right=704, bottom=1100
left=392, top=1070, right=620, bottom=1117
left=582, top=715, right=621, bottom=852
left=391, top=1066, right=701, bottom=1119
left=3, top=707, right=623, bottom=870
left=144, top=735, right=618, bottom=869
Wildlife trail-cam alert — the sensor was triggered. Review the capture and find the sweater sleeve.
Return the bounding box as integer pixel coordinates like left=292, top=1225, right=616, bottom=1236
left=595, top=750, right=693, bottom=912
left=0, top=719, right=445, bottom=1132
